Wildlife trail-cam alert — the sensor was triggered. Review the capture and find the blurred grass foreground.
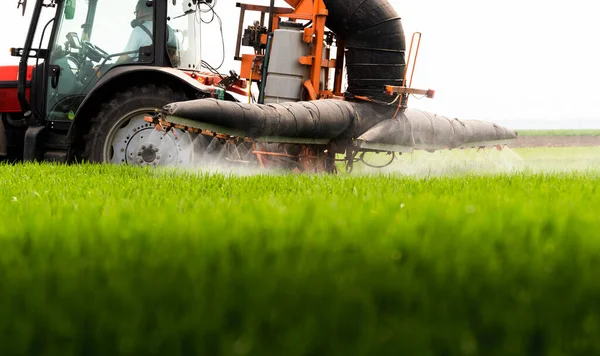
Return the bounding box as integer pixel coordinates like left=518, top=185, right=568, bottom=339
left=1, top=162, right=600, bottom=355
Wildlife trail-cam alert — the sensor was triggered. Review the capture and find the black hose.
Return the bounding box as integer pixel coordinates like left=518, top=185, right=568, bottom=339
left=259, top=33, right=274, bottom=104
left=267, top=0, right=276, bottom=33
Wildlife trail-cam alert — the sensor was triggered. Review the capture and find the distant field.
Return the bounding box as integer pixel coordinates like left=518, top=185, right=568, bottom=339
left=512, top=146, right=600, bottom=171
left=517, top=129, right=600, bottom=136
left=356, top=146, right=600, bottom=175
left=509, top=131, right=599, bottom=149
left=1, top=159, right=600, bottom=355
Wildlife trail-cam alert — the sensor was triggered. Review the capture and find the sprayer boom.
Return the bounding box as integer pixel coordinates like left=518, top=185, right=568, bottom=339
left=135, top=0, right=517, bottom=173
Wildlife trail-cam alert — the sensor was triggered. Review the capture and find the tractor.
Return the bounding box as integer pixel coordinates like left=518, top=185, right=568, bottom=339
left=0, top=0, right=517, bottom=173
left=1, top=0, right=247, bottom=165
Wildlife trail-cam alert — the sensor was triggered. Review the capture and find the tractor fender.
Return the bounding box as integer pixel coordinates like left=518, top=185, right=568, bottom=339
left=67, top=66, right=233, bottom=141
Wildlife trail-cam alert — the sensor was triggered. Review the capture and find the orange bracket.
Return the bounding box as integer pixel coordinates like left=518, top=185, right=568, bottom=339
left=299, top=56, right=336, bottom=69
left=385, top=85, right=436, bottom=99
left=303, top=80, right=318, bottom=100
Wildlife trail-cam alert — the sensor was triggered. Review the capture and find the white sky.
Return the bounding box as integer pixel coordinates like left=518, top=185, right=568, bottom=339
left=1, top=0, right=599, bottom=129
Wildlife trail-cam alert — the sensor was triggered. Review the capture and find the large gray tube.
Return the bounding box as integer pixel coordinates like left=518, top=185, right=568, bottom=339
left=162, top=99, right=517, bottom=150
left=356, top=109, right=518, bottom=151
left=162, top=98, right=358, bottom=139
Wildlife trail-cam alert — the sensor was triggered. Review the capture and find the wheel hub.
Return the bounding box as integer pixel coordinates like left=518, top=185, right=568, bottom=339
left=104, top=110, right=196, bottom=166
left=138, top=144, right=159, bottom=164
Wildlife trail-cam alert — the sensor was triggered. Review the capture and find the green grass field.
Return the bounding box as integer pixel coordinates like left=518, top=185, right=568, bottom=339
left=517, top=129, right=600, bottom=136
left=1, top=147, right=600, bottom=355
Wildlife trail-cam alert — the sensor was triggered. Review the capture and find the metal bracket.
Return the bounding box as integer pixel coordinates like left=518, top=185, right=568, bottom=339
left=17, top=0, right=27, bottom=16
left=23, top=125, right=46, bottom=162
left=385, top=86, right=435, bottom=99
left=49, top=65, right=61, bottom=89
left=10, top=47, right=48, bottom=58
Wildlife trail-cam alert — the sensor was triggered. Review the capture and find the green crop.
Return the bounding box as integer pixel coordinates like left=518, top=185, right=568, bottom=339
left=1, top=161, right=600, bottom=355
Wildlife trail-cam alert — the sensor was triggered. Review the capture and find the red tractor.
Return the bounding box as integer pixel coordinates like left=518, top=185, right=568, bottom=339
left=0, top=0, right=250, bottom=165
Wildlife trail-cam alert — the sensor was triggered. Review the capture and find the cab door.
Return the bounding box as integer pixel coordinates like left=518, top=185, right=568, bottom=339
left=45, top=0, right=156, bottom=123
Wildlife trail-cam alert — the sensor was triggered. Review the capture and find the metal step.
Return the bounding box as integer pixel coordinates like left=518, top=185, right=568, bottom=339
left=43, top=150, right=68, bottom=163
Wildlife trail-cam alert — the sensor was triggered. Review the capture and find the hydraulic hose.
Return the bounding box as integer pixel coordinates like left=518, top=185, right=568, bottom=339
left=267, top=0, right=276, bottom=33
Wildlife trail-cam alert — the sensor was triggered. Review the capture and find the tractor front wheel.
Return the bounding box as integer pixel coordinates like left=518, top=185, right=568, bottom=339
left=81, top=85, right=196, bottom=166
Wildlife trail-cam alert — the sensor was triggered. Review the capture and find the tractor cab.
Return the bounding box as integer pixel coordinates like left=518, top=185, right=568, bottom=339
left=3, top=0, right=217, bottom=163
left=42, top=0, right=202, bottom=122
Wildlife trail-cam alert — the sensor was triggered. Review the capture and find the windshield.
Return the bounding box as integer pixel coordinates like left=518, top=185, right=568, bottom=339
left=52, top=0, right=201, bottom=69
left=45, top=0, right=149, bottom=120
left=45, top=0, right=201, bottom=121
left=52, top=0, right=153, bottom=63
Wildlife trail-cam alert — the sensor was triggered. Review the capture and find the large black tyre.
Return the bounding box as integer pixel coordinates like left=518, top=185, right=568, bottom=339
left=80, top=84, right=193, bottom=165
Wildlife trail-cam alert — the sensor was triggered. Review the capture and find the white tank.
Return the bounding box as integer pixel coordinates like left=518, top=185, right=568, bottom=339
left=264, top=23, right=310, bottom=104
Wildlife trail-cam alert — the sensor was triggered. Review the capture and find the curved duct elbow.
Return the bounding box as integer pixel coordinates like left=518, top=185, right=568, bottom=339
left=323, top=0, right=406, bottom=102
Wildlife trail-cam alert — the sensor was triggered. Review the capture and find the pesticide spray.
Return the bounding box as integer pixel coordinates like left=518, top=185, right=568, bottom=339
left=139, top=129, right=523, bottom=178
left=141, top=128, right=600, bottom=180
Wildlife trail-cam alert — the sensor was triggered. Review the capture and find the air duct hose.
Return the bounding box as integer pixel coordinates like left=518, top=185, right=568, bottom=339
left=162, top=0, right=517, bottom=150
left=162, top=99, right=517, bottom=150
left=322, top=0, right=406, bottom=103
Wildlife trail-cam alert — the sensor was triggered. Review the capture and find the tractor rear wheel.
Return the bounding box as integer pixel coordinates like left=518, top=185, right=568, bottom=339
left=81, top=85, right=196, bottom=166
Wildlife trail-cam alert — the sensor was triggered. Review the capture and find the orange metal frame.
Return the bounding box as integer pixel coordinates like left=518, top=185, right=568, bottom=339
left=236, top=0, right=343, bottom=101
left=252, top=142, right=330, bottom=173
left=403, top=32, right=422, bottom=88
left=384, top=32, right=436, bottom=104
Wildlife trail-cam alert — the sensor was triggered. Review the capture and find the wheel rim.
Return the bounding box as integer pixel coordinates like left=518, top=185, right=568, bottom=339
left=102, top=108, right=196, bottom=166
